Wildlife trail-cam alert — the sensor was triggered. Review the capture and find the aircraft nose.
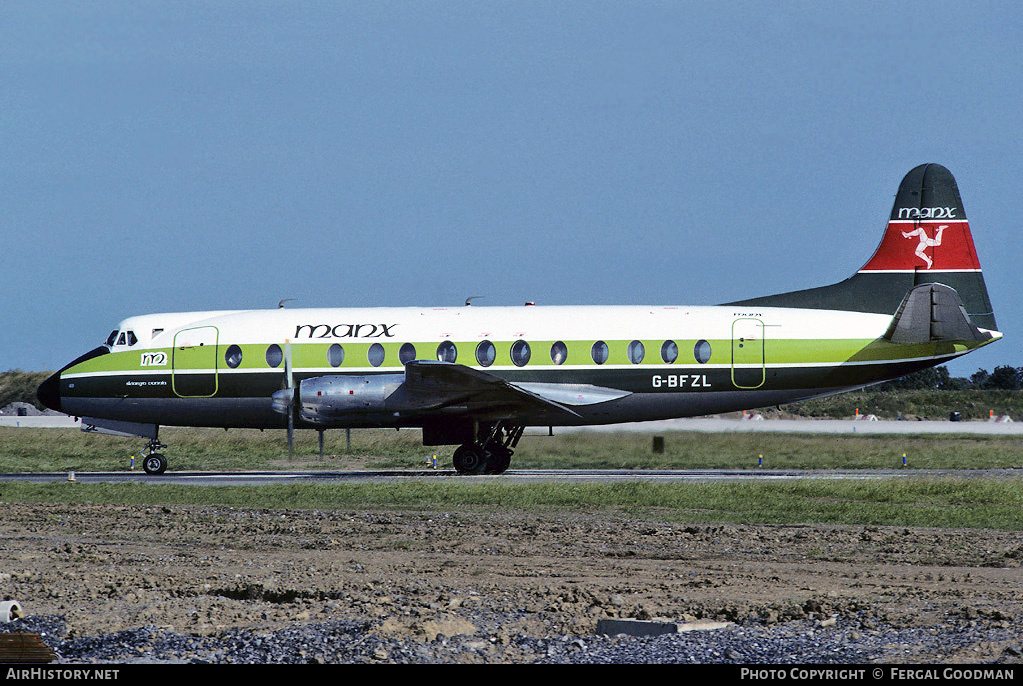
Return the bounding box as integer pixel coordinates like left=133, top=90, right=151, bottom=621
left=36, top=345, right=111, bottom=414
left=37, top=371, right=62, bottom=413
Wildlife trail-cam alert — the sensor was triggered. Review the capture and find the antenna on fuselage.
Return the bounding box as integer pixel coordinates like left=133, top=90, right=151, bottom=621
left=278, top=299, right=297, bottom=309
left=465, top=296, right=483, bottom=307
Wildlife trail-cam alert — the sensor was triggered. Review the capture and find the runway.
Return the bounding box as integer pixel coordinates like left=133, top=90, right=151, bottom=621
left=561, top=417, right=1023, bottom=435
left=3, top=414, right=1021, bottom=434
left=2, top=467, right=1017, bottom=486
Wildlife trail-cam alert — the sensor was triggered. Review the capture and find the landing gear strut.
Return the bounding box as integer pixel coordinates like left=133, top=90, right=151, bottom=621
left=141, top=438, right=168, bottom=475
left=452, top=424, right=523, bottom=475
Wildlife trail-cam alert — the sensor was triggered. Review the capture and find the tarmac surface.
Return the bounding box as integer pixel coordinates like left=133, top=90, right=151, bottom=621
left=1, top=467, right=1019, bottom=487
left=2, top=414, right=1021, bottom=434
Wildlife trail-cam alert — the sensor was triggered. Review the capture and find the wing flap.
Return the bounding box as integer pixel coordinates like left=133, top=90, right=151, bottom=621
left=402, top=360, right=630, bottom=419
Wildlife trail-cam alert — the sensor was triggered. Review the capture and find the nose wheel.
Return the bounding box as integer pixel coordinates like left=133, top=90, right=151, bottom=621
left=141, top=439, right=169, bottom=475
left=143, top=453, right=168, bottom=475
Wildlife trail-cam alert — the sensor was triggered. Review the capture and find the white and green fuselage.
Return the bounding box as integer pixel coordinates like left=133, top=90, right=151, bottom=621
left=37, top=164, right=1001, bottom=474
left=51, top=302, right=996, bottom=429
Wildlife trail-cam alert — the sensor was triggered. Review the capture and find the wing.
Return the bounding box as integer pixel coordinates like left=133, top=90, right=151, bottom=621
left=400, top=360, right=630, bottom=420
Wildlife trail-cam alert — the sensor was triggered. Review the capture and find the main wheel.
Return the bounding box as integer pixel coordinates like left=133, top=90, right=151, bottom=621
left=485, top=444, right=512, bottom=475
left=452, top=444, right=488, bottom=475
left=143, top=453, right=168, bottom=475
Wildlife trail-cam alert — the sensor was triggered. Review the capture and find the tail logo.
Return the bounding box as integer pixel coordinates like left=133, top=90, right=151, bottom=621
left=901, top=225, right=947, bottom=269
left=897, top=206, right=957, bottom=220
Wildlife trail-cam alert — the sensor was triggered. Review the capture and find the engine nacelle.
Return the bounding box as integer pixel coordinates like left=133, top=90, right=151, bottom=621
left=296, top=374, right=405, bottom=422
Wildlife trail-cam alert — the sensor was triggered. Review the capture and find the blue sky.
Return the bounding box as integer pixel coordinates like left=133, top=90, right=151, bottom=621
left=2, top=1, right=1020, bottom=377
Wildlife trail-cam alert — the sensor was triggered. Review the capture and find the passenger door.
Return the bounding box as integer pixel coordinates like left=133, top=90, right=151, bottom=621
left=172, top=326, right=219, bottom=397
left=731, top=318, right=765, bottom=389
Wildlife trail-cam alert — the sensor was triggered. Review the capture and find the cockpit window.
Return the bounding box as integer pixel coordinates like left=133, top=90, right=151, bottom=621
left=116, top=332, right=126, bottom=346
left=126, top=330, right=138, bottom=346
left=106, top=330, right=118, bottom=347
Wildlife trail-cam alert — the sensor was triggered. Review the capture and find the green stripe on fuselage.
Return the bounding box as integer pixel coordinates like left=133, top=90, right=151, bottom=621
left=62, top=335, right=988, bottom=380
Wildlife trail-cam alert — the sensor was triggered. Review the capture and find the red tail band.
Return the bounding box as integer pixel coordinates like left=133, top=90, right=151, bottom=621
left=859, top=219, right=981, bottom=273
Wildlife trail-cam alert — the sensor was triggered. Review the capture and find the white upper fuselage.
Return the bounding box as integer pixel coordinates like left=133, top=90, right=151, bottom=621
left=106, top=304, right=898, bottom=368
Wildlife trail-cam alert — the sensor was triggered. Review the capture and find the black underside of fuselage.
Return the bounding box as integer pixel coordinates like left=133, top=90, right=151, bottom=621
left=53, top=355, right=944, bottom=431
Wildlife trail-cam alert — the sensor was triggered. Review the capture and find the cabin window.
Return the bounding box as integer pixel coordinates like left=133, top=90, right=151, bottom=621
left=627, top=340, right=645, bottom=364
left=590, top=341, right=609, bottom=365
left=510, top=340, right=531, bottom=367
left=660, top=340, right=678, bottom=364
left=106, top=330, right=118, bottom=347
left=225, top=345, right=243, bottom=369
left=152, top=328, right=164, bottom=338
left=327, top=344, right=344, bottom=367
left=265, top=344, right=283, bottom=368
left=694, top=339, right=712, bottom=364
left=475, top=340, right=496, bottom=367
left=399, top=343, right=417, bottom=365
left=368, top=343, right=385, bottom=367
left=550, top=341, right=568, bottom=365
left=436, top=340, right=457, bottom=363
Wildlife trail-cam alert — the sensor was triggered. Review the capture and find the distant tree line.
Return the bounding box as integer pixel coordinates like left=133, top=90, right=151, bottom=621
left=877, top=365, right=1023, bottom=391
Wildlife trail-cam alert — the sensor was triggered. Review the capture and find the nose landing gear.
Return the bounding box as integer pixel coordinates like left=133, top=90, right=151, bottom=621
left=141, top=438, right=169, bottom=475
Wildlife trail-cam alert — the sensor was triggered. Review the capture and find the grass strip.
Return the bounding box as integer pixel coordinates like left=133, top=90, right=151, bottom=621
left=2, top=477, right=1021, bottom=530
left=4, top=427, right=1023, bottom=472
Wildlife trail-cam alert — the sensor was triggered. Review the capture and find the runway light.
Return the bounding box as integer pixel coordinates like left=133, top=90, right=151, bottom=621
left=902, top=452, right=907, bottom=467
left=758, top=454, right=763, bottom=467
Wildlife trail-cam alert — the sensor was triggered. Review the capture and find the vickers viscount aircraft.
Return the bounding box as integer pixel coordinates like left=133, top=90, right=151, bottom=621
left=38, top=164, right=999, bottom=475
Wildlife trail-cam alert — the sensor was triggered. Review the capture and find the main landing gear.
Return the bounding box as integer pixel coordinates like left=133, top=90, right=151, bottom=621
left=452, top=424, right=523, bottom=475
left=141, top=438, right=169, bottom=475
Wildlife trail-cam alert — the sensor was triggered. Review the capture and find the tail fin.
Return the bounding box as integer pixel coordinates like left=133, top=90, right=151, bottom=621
left=728, top=164, right=997, bottom=331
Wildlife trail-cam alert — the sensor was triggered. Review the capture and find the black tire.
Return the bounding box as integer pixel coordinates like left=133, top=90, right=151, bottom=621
left=143, top=453, right=168, bottom=475
left=485, top=444, right=512, bottom=474
left=452, top=445, right=488, bottom=475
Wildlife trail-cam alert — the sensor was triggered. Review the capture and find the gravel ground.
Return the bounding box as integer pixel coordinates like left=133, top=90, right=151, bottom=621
left=5, top=614, right=1023, bottom=664
left=1, top=503, right=1022, bottom=664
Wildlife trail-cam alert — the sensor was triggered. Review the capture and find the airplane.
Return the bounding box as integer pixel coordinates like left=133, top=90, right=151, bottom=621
left=38, top=164, right=999, bottom=476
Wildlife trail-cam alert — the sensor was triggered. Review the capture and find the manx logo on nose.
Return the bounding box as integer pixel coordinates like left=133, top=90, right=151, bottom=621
left=295, top=323, right=398, bottom=338
left=897, top=206, right=957, bottom=219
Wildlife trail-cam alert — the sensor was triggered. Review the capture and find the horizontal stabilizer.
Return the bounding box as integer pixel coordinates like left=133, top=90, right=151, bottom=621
left=884, top=283, right=993, bottom=345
